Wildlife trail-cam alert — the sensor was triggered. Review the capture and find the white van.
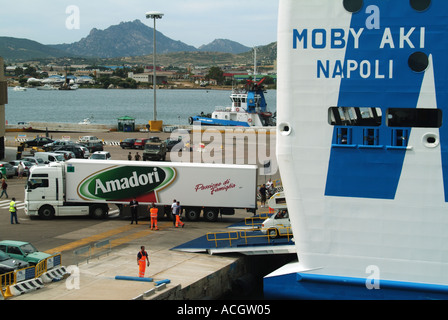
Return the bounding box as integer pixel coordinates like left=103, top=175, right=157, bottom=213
left=34, top=152, right=66, bottom=164
left=261, top=192, right=292, bottom=238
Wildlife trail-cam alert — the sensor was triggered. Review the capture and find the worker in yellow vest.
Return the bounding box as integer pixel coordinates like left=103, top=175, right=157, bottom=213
left=9, top=197, right=19, bottom=225
left=137, top=246, right=149, bottom=278
left=149, top=203, right=159, bottom=231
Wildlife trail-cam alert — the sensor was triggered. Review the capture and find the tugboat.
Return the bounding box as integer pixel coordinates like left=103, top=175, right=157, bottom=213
left=189, top=78, right=276, bottom=127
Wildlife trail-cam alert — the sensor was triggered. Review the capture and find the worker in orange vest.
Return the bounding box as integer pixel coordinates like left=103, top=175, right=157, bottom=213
left=149, top=203, right=159, bottom=231
left=137, top=246, right=150, bottom=278
left=175, top=201, right=185, bottom=228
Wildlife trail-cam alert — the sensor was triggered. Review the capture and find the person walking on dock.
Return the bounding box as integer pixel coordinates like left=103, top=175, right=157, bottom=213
left=137, top=246, right=150, bottom=278
left=9, top=197, right=19, bottom=225
left=171, top=199, right=178, bottom=227
left=0, top=178, right=8, bottom=199
left=175, top=201, right=185, bottom=228
left=130, top=197, right=139, bottom=224
left=149, top=203, right=159, bottom=231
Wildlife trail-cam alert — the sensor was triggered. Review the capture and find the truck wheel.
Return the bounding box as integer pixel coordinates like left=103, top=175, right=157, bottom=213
left=185, top=208, right=201, bottom=221
left=39, top=205, right=55, bottom=220
left=90, top=205, right=108, bottom=219
left=203, top=208, right=218, bottom=222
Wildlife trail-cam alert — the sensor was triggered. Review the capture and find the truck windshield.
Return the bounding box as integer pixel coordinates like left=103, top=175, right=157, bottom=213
left=145, top=144, right=160, bottom=151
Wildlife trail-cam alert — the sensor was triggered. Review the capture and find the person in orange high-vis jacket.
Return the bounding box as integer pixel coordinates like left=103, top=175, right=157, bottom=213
left=149, top=203, right=159, bottom=230
left=175, top=201, right=185, bottom=228
left=137, top=246, right=150, bottom=278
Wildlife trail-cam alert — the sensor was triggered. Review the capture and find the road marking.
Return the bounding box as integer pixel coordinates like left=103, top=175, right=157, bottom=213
left=45, top=222, right=172, bottom=255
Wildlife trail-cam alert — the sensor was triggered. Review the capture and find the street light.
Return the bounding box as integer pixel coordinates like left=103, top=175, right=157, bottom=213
left=146, top=11, right=164, bottom=122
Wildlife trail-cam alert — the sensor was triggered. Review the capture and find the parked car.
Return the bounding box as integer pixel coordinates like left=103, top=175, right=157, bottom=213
left=43, top=139, right=75, bottom=151
left=165, top=137, right=184, bottom=152
left=79, top=136, right=102, bottom=144
left=120, top=138, right=137, bottom=149
left=34, top=152, right=66, bottom=164
left=54, top=150, right=76, bottom=160
left=9, top=160, right=34, bottom=176
left=21, top=156, right=45, bottom=166
left=23, top=137, right=54, bottom=148
left=55, top=144, right=88, bottom=159
left=83, top=141, right=104, bottom=153
left=0, top=250, right=29, bottom=275
left=90, top=151, right=111, bottom=160
left=0, top=241, right=52, bottom=266
left=0, top=161, right=16, bottom=178
left=134, top=138, right=150, bottom=149
left=78, top=145, right=90, bottom=158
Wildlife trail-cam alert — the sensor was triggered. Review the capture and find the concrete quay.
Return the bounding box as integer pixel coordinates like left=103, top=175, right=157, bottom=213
left=2, top=124, right=285, bottom=301
left=9, top=208, right=283, bottom=301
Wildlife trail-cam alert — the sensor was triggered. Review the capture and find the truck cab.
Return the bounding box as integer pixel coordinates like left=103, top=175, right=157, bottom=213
left=143, top=137, right=167, bottom=161
left=25, top=162, right=108, bottom=219
left=261, top=192, right=292, bottom=238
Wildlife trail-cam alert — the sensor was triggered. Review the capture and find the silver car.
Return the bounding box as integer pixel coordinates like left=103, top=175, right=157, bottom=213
left=0, top=161, right=16, bottom=178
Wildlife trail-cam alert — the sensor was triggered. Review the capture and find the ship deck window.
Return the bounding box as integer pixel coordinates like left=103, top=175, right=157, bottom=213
left=387, top=108, right=442, bottom=128
left=391, top=129, right=409, bottom=147
left=363, top=128, right=380, bottom=146
left=329, top=107, right=382, bottom=126
left=335, top=127, right=353, bottom=144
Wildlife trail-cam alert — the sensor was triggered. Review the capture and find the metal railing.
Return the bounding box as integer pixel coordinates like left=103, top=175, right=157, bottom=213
left=73, top=239, right=111, bottom=265
left=1, top=253, right=62, bottom=299
left=206, top=227, right=293, bottom=248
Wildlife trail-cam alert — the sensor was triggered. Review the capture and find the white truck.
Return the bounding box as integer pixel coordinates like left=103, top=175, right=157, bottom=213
left=24, top=159, right=258, bottom=222
left=261, top=192, right=292, bottom=238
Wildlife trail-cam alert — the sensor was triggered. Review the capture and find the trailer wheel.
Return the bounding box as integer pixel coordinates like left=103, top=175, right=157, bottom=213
left=38, top=205, right=55, bottom=220
left=185, top=208, right=201, bottom=221
left=90, top=205, right=108, bottom=219
left=203, top=208, right=218, bottom=222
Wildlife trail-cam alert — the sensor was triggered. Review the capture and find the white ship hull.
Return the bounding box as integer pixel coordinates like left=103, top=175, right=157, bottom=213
left=268, top=0, right=448, bottom=299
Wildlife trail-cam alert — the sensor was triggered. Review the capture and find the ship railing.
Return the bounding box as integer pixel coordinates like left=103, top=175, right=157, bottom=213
left=206, top=231, right=239, bottom=248
left=206, top=227, right=294, bottom=248
left=244, top=215, right=270, bottom=228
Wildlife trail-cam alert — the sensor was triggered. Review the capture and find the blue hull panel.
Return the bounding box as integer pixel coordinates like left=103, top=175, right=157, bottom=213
left=264, top=273, right=448, bottom=300
left=191, top=116, right=250, bottom=127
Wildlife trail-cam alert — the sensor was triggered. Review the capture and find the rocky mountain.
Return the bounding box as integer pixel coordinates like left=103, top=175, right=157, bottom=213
left=0, top=20, right=275, bottom=63
left=0, top=37, right=68, bottom=61
left=198, top=39, right=251, bottom=54
left=51, top=19, right=197, bottom=58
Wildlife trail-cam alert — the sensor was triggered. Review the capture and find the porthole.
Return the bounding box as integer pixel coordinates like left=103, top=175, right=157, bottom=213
left=423, top=133, right=439, bottom=148
left=343, top=0, right=363, bottom=13
left=410, top=0, right=431, bottom=12
left=279, top=122, right=292, bottom=136
left=408, top=52, right=429, bottom=73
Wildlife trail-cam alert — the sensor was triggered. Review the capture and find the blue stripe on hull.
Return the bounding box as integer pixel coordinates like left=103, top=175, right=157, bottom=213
left=191, top=117, right=250, bottom=127
left=264, top=273, right=448, bottom=300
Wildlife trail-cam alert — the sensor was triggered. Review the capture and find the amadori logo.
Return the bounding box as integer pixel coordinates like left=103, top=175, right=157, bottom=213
left=78, top=166, right=176, bottom=201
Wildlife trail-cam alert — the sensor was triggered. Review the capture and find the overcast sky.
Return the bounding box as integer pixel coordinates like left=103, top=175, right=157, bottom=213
left=0, top=0, right=279, bottom=48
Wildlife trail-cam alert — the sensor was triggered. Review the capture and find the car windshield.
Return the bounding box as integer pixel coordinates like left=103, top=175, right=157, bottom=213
left=20, top=243, right=37, bottom=254
left=0, top=250, right=9, bottom=261
left=91, top=154, right=105, bottom=159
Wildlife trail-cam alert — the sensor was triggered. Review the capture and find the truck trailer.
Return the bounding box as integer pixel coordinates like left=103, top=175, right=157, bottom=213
left=24, top=159, right=258, bottom=221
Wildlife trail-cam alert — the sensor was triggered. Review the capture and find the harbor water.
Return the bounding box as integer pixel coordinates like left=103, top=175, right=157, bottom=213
left=6, top=87, right=277, bottom=126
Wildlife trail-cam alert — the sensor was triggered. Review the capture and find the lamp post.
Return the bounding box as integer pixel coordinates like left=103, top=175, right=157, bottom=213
left=146, top=11, right=164, bottom=122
